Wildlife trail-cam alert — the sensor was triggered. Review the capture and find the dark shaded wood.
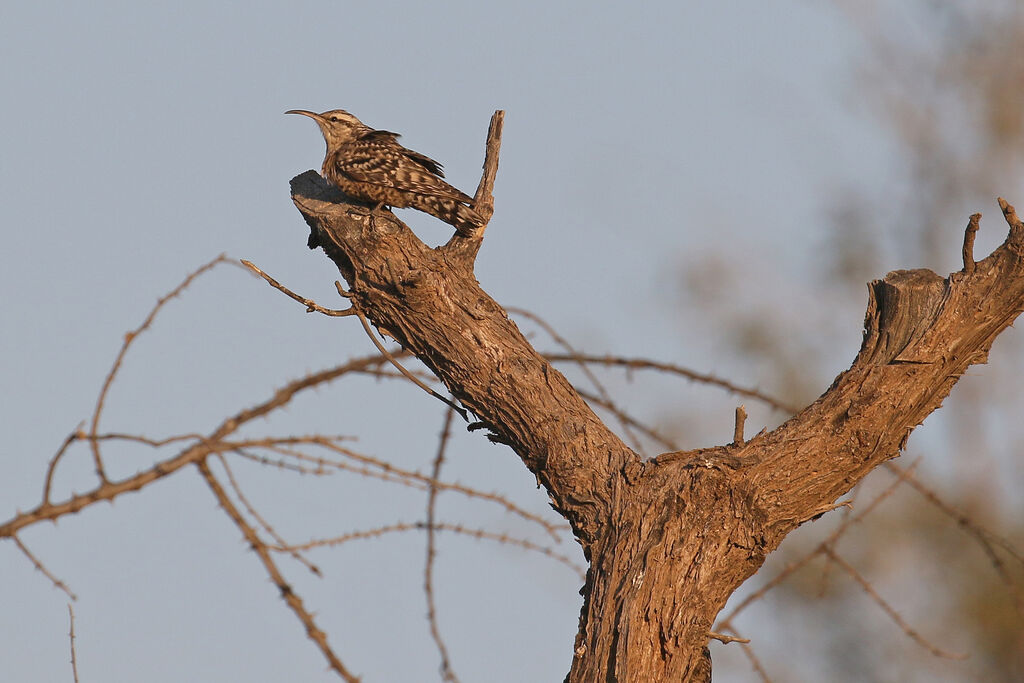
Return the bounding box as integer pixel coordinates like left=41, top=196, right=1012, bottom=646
left=291, top=164, right=1024, bottom=681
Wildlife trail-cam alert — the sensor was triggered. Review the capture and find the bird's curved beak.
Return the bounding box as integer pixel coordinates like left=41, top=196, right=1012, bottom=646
left=285, top=109, right=323, bottom=121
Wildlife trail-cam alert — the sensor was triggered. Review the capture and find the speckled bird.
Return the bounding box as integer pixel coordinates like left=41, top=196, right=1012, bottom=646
left=286, top=109, right=484, bottom=234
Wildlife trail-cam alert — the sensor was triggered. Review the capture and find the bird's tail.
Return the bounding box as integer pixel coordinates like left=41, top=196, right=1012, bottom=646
left=453, top=203, right=486, bottom=236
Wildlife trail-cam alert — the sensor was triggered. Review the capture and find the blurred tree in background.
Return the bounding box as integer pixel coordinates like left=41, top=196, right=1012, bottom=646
left=696, top=2, right=1024, bottom=680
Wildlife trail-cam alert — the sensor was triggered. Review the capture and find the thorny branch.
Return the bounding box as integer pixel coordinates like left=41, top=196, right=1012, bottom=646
left=13, top=536, right=76, bottom=601
left=715, top=460, right=924, bottom=666
left=425, top=409, right=460, bottom=683
left=87, top=254, right=234, bottom=483
left=542, top=352, right=799, bottom=414
left=197, top=457, right=360, bottom=682
left=4, top=255, right=587, bottom=681
left=244, top=257, right=469, bottom=418
left=241, top=259, right=355, bottom=316
left=887, top=462, right=1024, bottom=619
left=272, top=522, right=584, bottom=578
left=509, top=307, right=647, bottom=451
left=216, top=453, right=322, bottom=577
left=823, top=546, right=967, bottom=660
left=68, top=604, right=79, bottom=683
left=247, top=436, right=563, bottom=538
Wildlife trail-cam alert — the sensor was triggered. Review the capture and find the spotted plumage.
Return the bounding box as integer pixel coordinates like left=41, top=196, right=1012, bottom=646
left=287, top=109, right=484, bottom=235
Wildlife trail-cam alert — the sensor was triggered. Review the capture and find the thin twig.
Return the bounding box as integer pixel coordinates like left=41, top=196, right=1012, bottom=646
left=68, top=603, right=79, bottom=683
left=232, top=447, right=333, bottom=475
left=254, top=440, right=564, bottom=541
left=240, top=260, right=355, bottom=316
left=425, top=408, right=460, bottom=682
left=810, top=499, right=853, bottom=518
left=817, top=479, right=866, bottom=598
left=273, top=522, right=585, bottom=579
left=715, top=625, right=772, bottom=683
left=888, top=463, right=1024, bottom=566
left=311, top=437, right=564, bottom=539
left=717, top=458, right=921, bottom=628
left=196, top=458, right=360, bottom=682
left=255, top=444, right=429, bottom=486
left=575, top=388, right=680, bottom=451
left=42, top=426, right=85, bottom=505
left=2, top=355, right=395, bottom=538
left=87, top=432, right=208, bottom=448
left=239, top=262, right=465, bottom=424
left=13, top=536, right=76, bottom=600
left=88, top=254, right=231, bottom=484
left=823, top=547, right=967, bottom=660
left=45, top=429, right=205, bottom=504
left=543, top=352, right=800, bottom=413
left=215, top=454, right=322, bottom=577
left=510, top=308, right=646, bottom=452
left=736, top=640, right=773, bottom=683
left=708, top=631, right=750, bottom=644
left=887, top=462, right=1024, bottom=618
left=353, top=306, right=468, bottom=421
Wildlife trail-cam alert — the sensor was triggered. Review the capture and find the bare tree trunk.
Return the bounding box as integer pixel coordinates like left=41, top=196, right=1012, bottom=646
left=291, top=161, right=1024, bottom=681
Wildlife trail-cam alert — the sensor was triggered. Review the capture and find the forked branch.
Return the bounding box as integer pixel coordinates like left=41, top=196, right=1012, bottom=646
left=292, top=147, right=1024, bottom=681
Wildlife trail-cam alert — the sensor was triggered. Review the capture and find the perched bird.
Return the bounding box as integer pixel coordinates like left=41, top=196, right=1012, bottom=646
left=286, top=109, right=484, bottom=234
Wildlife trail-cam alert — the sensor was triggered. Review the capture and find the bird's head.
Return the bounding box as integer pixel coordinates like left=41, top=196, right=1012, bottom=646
left=285, top=109, right=371, bottom=148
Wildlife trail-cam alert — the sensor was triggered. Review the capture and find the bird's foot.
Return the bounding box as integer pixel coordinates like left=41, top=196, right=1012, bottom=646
left=368, top=202, right=390, bottom=231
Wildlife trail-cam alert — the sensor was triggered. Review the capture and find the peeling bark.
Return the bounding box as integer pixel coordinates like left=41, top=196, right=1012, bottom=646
left=290, top=155, right=1024, bottom=681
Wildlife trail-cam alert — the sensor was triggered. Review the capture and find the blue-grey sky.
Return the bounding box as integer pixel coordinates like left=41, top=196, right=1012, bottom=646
left=3, top=2, right=1009, bottom=682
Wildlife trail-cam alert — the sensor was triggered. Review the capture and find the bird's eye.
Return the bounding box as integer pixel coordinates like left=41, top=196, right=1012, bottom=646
left=330, top=115, right=341, bottom=122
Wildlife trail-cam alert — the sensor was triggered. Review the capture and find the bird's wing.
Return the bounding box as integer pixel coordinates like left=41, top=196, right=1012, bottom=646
left=362, top=131, right=446, bottom=177
left=336, top=139, right=472, bottom=203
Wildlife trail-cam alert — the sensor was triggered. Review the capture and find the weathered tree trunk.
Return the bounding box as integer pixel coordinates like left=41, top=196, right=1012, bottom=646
left=291, top=143, right=1024, bottom=680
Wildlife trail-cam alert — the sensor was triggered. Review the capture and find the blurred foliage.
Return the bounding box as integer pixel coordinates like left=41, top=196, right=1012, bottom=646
left=684, top=1, right=1024, bottom=680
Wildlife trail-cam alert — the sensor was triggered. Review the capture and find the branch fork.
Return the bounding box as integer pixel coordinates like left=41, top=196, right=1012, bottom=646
left=288, top=118, right=1024, bottom=681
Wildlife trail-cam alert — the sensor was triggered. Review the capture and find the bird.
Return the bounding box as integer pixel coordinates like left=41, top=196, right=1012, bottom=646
left=286, top=109, right=485, bottom=235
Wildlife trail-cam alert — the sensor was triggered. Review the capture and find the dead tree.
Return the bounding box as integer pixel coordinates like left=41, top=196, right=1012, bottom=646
left=289, top=112, right=1024, bottom=682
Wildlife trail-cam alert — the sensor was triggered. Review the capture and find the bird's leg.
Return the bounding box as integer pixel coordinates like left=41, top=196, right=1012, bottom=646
left=368, top=202, right=389, bottom=230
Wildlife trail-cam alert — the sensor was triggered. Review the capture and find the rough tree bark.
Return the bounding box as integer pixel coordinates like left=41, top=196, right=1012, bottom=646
left=289, top=114, right=1024, bottom=682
